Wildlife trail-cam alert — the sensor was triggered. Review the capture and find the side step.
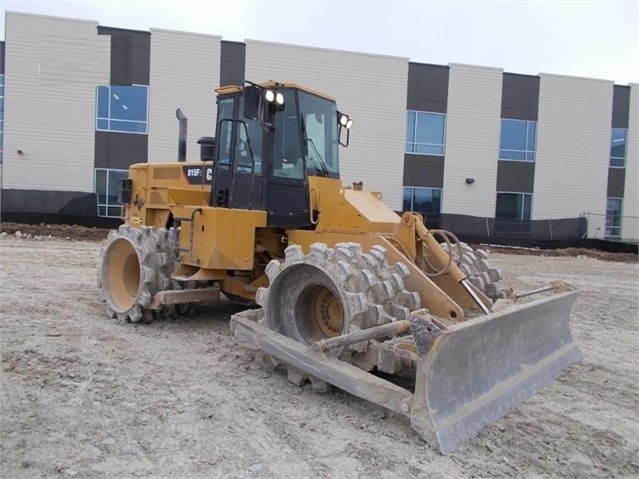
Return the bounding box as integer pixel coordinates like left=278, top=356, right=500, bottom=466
left=148, top=286, right=221, bottom=310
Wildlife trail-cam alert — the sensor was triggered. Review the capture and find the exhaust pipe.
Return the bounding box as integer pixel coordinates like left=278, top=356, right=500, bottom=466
left=176, top=108, right=188, bottom=162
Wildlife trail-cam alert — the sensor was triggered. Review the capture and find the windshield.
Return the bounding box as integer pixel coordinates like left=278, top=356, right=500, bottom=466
left=298, top=91, right=339, bottom=178
left=271, top=89, right=339, bottom=180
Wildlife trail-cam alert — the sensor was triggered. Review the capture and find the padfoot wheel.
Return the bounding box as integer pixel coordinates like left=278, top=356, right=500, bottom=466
left=256, top=242, right=420, bottom=353
left=97, top=225, right=180, bottom=323
left=440, top=241, right=504, bottom=300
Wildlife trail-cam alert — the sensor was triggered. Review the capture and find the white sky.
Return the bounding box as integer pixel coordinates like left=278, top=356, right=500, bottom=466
left=1, top=0, right=638, bottom=84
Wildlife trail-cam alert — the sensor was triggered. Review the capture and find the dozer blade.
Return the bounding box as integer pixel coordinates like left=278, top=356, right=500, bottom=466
left=410, top=290, right=582, bottom=455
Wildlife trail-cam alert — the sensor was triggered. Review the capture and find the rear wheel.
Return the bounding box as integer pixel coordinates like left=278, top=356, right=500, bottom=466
left=97, top=225, right=178, bottom=323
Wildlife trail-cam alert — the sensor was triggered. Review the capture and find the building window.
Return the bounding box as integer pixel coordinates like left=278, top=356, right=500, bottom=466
left=403, top=187, right=442, bottom=219
left=96, top=85, right=148, bottom=134
left=610, top=128, right=627, bottom=168
left=495, top=192, right=532, bottom=235
left=605, top=198, right=623, bottom=237
left=95, top=168, right=128, bottom=218
left=0, top=74, right=4, bottom=164
left=405, top=111, right=446, bottom=155
left=499, top=119, right=536, bottom=161
left=496, top=192, right=532, bottom=220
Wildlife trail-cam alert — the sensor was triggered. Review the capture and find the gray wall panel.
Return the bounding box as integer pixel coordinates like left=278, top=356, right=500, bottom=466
left=98, top=26, right=150, bottom=86
left=606, top=167, right=625, bottom=197
left=496, top=161, right=535, bottom=193
left=612, top=85, right=630, bottom=128
left=443, top=64, right=503, bottom=217
left=3, top=12, right=110, bottom=192
left=220, top=41, right=246, bottom=86
left=94, top=132, right=148, bottom=170
left=403, top=155, right=445, bottom=188
left=535, top=74, right=612, bottom=236
left=407, top=63, right=449, bottom=113
left=131, top=36, right=151, bottom=85
left=501, top=73, right=540, bottom=121
left=148, top=29, right=221, bottom=163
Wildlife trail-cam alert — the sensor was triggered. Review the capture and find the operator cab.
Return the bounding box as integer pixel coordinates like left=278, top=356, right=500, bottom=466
left=211, top=81, right=352, bottom=228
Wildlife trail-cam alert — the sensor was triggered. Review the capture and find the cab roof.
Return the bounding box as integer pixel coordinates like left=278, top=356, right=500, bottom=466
left=215, top=80, right=335, bottom=102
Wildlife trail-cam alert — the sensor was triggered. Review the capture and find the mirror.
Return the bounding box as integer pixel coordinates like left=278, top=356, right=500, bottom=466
left=243, top=84, right=262, bottom=121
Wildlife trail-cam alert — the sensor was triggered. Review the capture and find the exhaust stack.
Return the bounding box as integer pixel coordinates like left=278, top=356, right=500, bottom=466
left=176, top=108, right=188, bottom=162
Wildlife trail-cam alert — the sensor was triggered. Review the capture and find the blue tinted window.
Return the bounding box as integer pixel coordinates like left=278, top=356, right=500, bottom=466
left=610, top=128, right=626, bottom=167
left=109, top=86, right=147, bottom=122
left=403, top=187, right=442, bottom=218
left=499, top=119, right=536, bottom=161
left=406, top=111, right=445, bottom=156
left=96, top=86, right=109, bottom=118
left=96, top=85, right=148, bottom=134
left=95, top=168, right=128, bottom=218
left=109, top=120, right=147, bottom=133
left=605, top=198, right=622, bottom=236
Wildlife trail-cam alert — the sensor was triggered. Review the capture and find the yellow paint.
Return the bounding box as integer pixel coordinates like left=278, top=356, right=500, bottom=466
left=176, top=206, right=267, bottom=270
left=308, top=176, right=399, bottom=234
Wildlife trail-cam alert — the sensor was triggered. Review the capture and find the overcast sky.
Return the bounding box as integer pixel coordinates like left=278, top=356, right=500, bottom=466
left=2, top=0, right=638, bottom=84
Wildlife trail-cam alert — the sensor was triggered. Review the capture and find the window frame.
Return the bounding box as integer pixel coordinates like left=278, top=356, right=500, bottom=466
left=405, top=110, right=446, bottom=156
left=605, top=197, right=623, bottom=237
left=94, top=168, right=128, bottom=218
left=499, top=118, right=537, bottom=162
left=495, top=191, right=533, bottom=220
left=95, top=85, right=149, bottom=135
left=402, top=186, right=443, bottom=216
left=495, top=191, right=533, bottom=235
left=610, top=128, right=627, bottom=168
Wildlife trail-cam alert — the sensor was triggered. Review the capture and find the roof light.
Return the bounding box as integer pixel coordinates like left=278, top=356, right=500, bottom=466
left=275, top=92, right=284, bottom=106
left=345, top=119, right=354, bottom=129
left=264, top=89, right=275, bottom=103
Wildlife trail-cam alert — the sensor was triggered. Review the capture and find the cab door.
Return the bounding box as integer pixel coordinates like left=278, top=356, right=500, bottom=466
left=213, top=97, right=263, bottom=210
left=265, top=91, right=310, bottom=228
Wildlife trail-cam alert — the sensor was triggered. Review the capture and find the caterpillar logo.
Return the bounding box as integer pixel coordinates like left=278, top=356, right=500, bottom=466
left=182, top=166, right=213, bottom=184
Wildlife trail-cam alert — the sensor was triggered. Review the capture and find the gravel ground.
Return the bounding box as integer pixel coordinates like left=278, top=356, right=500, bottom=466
left=0, top=235, right=637, bottom=478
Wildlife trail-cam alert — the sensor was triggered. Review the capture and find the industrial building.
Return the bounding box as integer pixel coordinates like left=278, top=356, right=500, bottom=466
left=0, top=11, right=636, bottom=242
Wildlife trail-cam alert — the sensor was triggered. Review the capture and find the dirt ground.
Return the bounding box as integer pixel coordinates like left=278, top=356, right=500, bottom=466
left=0, top=232, right=637, bottom=478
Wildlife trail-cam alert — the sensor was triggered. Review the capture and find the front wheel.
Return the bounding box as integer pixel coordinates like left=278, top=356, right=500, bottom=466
left=256, top=243, right=420, bottom=350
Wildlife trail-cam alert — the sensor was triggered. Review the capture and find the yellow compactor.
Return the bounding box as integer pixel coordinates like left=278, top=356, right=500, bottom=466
left=98, top=81, right=582, bottom=454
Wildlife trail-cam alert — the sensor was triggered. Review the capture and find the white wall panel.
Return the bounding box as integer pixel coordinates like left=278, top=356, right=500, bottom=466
left=245, top=40, right=408, bottom=209
left=443, top=64, right=503, bottom=217
left=148, top=29, right=221, bottom=163
left=623, top=83, right=638, bottom=242
left=534, top=74, right=613, bottom=237
left=3, top=12, right=110, bottom=191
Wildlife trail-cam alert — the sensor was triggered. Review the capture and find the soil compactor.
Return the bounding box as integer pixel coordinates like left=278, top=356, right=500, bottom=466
left=98, top=81, right=582, bottom=455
